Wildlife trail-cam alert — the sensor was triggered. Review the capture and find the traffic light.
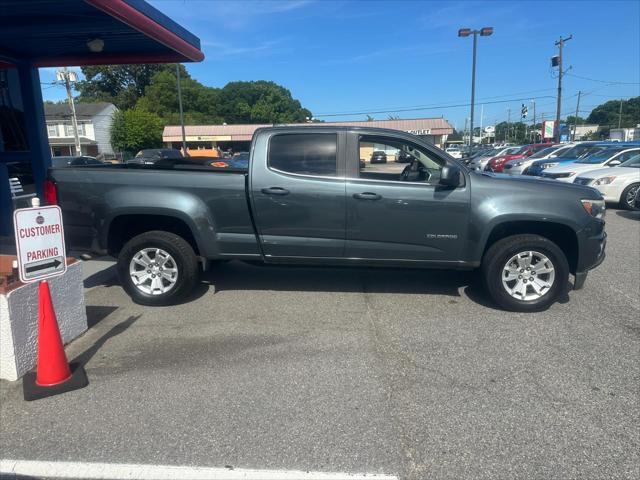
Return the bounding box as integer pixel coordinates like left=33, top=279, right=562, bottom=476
left=521, top=104, right=528, bottom=119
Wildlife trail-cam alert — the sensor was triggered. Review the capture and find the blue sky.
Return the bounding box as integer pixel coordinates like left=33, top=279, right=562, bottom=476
left=40, top=0, right=640, bottom=129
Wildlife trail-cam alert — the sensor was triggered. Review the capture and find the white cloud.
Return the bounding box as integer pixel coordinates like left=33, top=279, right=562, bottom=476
left=201, top=39, right=284, bottom=57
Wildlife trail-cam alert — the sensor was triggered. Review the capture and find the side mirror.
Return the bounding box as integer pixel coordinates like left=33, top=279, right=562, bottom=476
left=608, top=160, right=621, bottom=167
left=440, top=164, right=461, bottom=187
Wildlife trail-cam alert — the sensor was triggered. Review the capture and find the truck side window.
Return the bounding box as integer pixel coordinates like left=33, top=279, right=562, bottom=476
left=269, top=133, right=337, bottom=176
left=358, top=135, right=443, bottom=184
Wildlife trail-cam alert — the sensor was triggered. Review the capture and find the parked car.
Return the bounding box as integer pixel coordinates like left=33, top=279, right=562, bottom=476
left=127, top=148, right=183, bottom=165
left=468, top=146, right=521, bottom=171
left=396, top=151, right=415, bottom=163
left=49, top=126, right=606, bottom=312
left=573, top=153, right=640, bottom=210
left=444, top=146, right=462, bottom=158
left=524, top=142, right=614, bottom=176
left=50, top=156, right=104, bottom=167
left=370, top=150, right=387, bottom=164
left=486, top=143, right=554, bottom=173
left=504, top=144, right=571, bottom=175
left=540, top=145, right=640, bottom=181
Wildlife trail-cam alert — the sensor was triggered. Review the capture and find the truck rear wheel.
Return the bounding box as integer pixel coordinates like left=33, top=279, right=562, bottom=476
left=117, top=231, right=199, bottom=306
left=482, top=234, right=569, bottom=312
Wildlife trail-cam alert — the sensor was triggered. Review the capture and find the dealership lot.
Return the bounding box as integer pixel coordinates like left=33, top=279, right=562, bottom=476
left=1, top=210, right=638, bottom=480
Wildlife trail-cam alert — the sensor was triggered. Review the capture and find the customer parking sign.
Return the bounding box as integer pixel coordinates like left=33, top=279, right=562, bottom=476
left=13, top=205, right=67, bottom=283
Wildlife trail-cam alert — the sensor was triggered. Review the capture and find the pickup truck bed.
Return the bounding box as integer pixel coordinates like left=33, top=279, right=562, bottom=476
left=49, top=126, right=606, bottom=312
left=52, top=165, right=259, bottom=258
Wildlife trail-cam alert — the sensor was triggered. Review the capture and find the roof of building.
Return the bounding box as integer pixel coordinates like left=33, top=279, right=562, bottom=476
left=44, top=102, right=115, bottom=120
left=163, top=117, right=454, bottom=142
left=0, top=0, right=204, bottom=66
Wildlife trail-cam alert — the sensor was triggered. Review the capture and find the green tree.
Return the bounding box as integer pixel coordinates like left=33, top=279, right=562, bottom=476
left=495, top=121, right=530, bottom=144
left=216, top=81, right=311, bottom=124
left=111, top=107, right=164, bottom=152
left=76, top=64, right=183, bottom=110
left=586, top=97, right=640, bottom=128
left=564, top=115, right=586, bottom=126
left=137, top=69, right=222, bottom=124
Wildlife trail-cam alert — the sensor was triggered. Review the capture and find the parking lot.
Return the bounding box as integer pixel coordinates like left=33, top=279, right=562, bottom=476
left=1, top=209, right=638, bottom=479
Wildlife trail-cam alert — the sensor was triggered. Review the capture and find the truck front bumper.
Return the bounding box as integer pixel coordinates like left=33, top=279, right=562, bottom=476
left=574, top=220, right=607, bottom=290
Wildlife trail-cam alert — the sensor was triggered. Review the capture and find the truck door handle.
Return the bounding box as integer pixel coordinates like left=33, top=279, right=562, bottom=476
left=353, top=192, right=382, bottom=201
left=261, top=187, right=290, bottom=196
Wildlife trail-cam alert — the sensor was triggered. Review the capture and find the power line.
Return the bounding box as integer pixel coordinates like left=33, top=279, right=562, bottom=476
left=314, top=89, right=558, bottom=117
left=314, top=95, right=556, bottom=118
left=565, top=72, right=640, bottom=85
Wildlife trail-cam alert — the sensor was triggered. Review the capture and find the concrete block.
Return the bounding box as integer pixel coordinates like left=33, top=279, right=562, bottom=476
left=0, top=261, right=87, bottom=381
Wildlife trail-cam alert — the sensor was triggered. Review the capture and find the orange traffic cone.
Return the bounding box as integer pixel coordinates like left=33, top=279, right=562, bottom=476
left=36, top=280, right=72, bottom=386
left=23, top=281, right=88, bottom=401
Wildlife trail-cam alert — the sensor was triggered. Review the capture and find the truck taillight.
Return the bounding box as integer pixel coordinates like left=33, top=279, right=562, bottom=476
left=43, top=179, right=58, bottom=205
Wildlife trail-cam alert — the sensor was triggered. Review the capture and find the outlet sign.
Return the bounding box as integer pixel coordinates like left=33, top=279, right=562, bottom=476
left=13, top=205, right=67, bottom=283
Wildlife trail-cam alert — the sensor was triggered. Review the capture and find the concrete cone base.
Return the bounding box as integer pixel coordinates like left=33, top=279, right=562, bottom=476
left=23, top=363, right=88, bottom=401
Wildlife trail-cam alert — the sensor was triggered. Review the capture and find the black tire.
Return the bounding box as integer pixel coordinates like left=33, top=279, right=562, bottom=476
left=620, top=183, right=640, bottom=211
left=117, top=231, right=199, bottom=306
left=482, top=234, right=569, bottom=312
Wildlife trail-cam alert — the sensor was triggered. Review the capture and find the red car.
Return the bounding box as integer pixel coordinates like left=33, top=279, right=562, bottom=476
left=486, top=143, right=554, bottom=173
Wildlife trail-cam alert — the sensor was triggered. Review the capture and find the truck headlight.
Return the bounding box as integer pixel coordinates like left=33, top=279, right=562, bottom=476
left=593, top=176, right=616, bottom=186
left=581, top=199, right=606, bottom=220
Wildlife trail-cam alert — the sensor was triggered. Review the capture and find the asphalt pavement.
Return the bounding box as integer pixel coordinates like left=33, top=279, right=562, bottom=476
left=1, top=209, right=638, bottom=480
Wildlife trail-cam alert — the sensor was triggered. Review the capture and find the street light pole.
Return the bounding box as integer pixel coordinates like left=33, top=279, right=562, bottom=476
left=470, top=31, right=477, bottom=146
left=458, top=27, right=493, bottom=147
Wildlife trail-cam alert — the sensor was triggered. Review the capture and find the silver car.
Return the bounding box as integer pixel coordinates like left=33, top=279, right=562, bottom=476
left=504, top=144, right=572, bottom=175
left=468, top=146, right=521, bottom=171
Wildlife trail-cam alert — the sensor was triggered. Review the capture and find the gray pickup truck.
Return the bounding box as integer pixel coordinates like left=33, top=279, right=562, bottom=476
left=48, top=126, right=607, bottom=311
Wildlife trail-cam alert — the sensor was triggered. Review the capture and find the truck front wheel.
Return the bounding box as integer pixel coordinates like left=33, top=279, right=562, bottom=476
left=482, top=234, right=569, bottom=312
left=117, top=231, right=199, bottom=306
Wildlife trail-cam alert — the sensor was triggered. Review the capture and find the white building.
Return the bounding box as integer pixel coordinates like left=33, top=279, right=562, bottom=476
left=610, top=127, right=640, bottom=142
left=570, top=124, right=599, bottom=141
left=44, top=102, right=117, bottom=157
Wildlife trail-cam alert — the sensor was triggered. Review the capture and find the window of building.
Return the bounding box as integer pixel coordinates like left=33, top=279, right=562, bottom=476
left=358, top=135, right=444, bottom=184
left=269, top=133, right=337, bottom=176
left=64, top=122, right=85, bottom=137
left=47, top=124, right=57, bottom=136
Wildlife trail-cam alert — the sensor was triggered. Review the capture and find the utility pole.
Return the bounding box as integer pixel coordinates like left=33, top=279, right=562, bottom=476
left=176, top=64, right=187, bottom=155
left=479, top=104, right=484, bottom=145
left=57, top=67, right=81, bottom=156
left=507, top=108, right=511, bottom=143
left=464, top=117, right=468, bottom=145
left=572, top=90, right=581, bottom=142
left=531, top=99, right=536, bottom=143
left=618, top=99, right=623, bottom=128
left=553, top=34, right=572, bottom=143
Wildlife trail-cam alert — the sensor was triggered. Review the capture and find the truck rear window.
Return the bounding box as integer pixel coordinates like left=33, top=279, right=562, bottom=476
left=269, top=133, right=337, bottom=176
